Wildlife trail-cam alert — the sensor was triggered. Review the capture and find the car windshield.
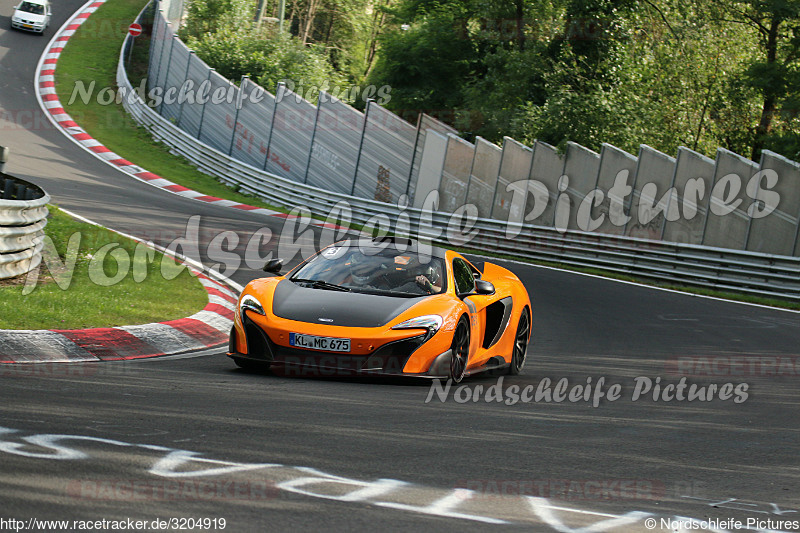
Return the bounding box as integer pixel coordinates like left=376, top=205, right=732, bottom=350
left=290, top=245, right=447, bottom=297
left=19, top=2, right=45, bottom=14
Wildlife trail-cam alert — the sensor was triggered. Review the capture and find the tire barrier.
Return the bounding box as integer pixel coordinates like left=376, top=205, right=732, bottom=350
left=0, top=174, right=49, bottom=280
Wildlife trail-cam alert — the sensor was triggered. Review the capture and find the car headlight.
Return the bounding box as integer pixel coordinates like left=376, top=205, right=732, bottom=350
left=392, top=315, right=442, bottom=336
left=239, top=294, right=265, bottom=316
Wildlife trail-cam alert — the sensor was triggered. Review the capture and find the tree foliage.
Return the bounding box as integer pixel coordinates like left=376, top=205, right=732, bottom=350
left=367, top=0, right=800, bottom=161
left=180, top=0, right=800, bottom=161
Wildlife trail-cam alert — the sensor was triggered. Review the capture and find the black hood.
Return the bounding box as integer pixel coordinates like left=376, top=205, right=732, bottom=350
left=271, top=280, right=425, bottom=328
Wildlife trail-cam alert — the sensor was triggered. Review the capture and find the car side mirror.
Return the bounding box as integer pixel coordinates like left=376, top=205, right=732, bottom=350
left=474, top=279, right=495, bottom=295
left=263, top=258, right=283, bottom=273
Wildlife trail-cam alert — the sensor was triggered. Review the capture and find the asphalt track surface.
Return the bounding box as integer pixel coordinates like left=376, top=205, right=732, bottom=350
left=1, top=2, right=799, bottom=531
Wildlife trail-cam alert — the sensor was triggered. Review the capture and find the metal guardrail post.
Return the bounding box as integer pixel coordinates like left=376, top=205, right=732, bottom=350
left=176, top=50, right=194, bottom=128
left=147, top=0, right=159, bottom=75
left=196, top=68, right=214, bottom=140
left=743, top=152, right=766, bottom=251
left=0, top=146, right=8, bottom=174
left=262, top=82, right=283, bottom=171
left=228, top=75, right=248, bottom=156
left=303, top=91, right=323, bottom=184
left=351, top=99, right=372, bottom=196
left=487, top=138, right=507, bottom=221
left=158, top=34, right=178, bottom=116
left=463, top=137, right=479, bottom=204
left=659, top=145, right=681, bottom=241
left=405, top=112, right=423, bottom=201
left=153, top=14, right=168, bottom=93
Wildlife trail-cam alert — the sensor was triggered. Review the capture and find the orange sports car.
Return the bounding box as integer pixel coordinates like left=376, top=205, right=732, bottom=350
left=228, top=238, right=532, bottom=382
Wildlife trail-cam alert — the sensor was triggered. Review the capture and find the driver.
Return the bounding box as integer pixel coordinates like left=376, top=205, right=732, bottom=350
left=394, top=263, right=442, bottom=295
left=414, top=264, right=442, bottom=294
left=346, top=252, right=390, bottom=290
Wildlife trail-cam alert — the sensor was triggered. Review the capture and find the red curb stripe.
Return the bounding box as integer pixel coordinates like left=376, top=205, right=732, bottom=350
left=49, top=47, right=64, bottom=54
left=137, top=172, right=161, bottom=181
left=206, top=287, right=238, bottom=304
left=196, top=195, right=223, bottom=202
left=51, top=328, right=160, bottom=360
left=232, top=204, right=260, bottom=211
left=43, top=58, right=58, bottom=64
left=164, top=184, right=190, bottom=192
left=203, top=303, right=235, bottom=320
left=89, top=145, right=112, bottom=153
left=42, top=94, right=59, bottom=101
left=49, top=108, right=66, bottom=116
left=110, top=158, right=134, bottom=166
left=73, top=133, right=94, bottom=141
left=163, top=318, right=226, bottom=346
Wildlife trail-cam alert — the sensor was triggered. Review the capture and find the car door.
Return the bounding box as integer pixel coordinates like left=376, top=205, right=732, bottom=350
left=452, top=257, right=493, bottom=368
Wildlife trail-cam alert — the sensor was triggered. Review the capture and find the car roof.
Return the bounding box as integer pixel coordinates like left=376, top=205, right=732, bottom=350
left=337, top=237, right=449, bottom=260
left=19, top=0, right=48, bottom=6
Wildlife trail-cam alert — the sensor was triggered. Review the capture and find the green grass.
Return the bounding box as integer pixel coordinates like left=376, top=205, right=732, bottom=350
left=52, top=0, right=800, bottom=313
left=0, top=207, right=209, bottom=330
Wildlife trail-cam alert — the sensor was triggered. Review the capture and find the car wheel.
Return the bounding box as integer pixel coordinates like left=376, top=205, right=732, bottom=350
left=450, top=315, right=470, bottom=383
left=507, top=308, right=530, bottom=375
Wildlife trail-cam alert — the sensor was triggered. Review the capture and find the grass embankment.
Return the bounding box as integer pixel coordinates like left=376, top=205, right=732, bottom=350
left=0, top=207, right=208, bottom=330
left=52, top=0, right=800, bottom=312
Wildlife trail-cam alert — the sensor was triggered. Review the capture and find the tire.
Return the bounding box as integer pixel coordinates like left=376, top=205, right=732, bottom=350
left=449, top=315, right=470, bottom=383
left=507, top=308, right=531, bottom=375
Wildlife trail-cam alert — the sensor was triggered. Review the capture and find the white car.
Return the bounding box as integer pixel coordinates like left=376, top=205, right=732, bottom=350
left=11, top=0, right=51, bottom=34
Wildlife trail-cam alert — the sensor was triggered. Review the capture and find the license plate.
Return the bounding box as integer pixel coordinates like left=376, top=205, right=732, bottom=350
left=23, top=24, right=33, bottom=28
left=290, top=333, right=350, bottom=352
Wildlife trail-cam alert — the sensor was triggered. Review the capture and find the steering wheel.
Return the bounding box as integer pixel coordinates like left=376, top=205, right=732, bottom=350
left=415, top=275, right=434, bottom=294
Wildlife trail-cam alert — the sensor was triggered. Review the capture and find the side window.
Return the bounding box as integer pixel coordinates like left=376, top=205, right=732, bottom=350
left=453, top=259, right=475, bottom=296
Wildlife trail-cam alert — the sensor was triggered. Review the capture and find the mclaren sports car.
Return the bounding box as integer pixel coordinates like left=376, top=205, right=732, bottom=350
left=228, top=238, right=532, bottom=381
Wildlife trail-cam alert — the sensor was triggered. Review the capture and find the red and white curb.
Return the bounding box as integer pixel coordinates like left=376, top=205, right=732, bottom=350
left=0, top=202, right=240, bottom=363
left=0, top=272, right=236, bottom=363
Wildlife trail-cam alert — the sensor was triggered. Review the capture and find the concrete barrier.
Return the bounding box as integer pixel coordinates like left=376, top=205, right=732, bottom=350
left=466, top=137, right=502, bottom=218
left=703, top=149, right=758, bottom=250
left=627, top=145, right=677, bottom=240
left=592, top=143, right=638, bottom=236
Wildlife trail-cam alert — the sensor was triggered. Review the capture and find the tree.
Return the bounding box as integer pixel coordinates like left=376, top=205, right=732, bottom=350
left=725, top=0, right=800, bottom=159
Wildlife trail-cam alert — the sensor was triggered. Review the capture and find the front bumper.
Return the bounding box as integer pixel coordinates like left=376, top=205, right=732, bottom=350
left=227, top=314, right=450, bottom=378
left=11, top=20, right=46, bottom=32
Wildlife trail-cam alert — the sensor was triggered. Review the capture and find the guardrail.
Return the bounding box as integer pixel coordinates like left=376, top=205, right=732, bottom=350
left=116, top=34, right=800, bottom=302
left=0, top=174, right=49, bottom=280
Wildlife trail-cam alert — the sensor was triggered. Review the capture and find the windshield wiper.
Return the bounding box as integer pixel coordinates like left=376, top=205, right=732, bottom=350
left=290, top=278, right=351, bottom=292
